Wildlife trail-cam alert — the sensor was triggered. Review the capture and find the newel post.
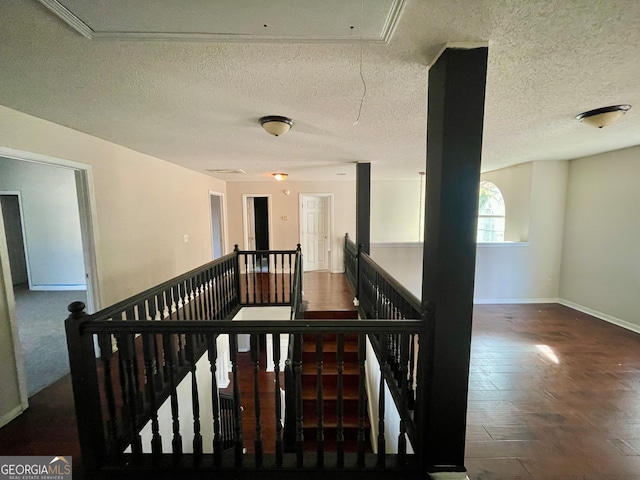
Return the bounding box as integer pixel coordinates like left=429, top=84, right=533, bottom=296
left=233, top=244, right=242, bottom=306
left=65, top=301, right=105, bottom=476
left=356, top=243, right=363, bottom=302
left=295, top=243, right=302, bottom=293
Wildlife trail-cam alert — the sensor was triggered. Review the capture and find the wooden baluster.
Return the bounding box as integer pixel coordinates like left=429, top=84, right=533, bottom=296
left=336, top=333, right=345, bottom=467
left=279, top=253, right=284, bottom=303
left=184, top=333, right=203, bottom=465
left=188, top=277, right=197, bottom=319
left=202, top=270, right=211, bottom=320
left=97, top=333, right=117, bottom=442
left=357, top=333, right=366, bottom=467
left=288, top=253, right=293, bottom=301
left=147, top=295, right=164, bottom=390
left=212, top=264, right=221, bottom=319
left=127, top=306, right=143, bottom=406
left=274, top=253, right=279, bottom=303
left=251, top=334, right=263, bottom=466
left=251, top=253, right=257, bottom=305
left=273, top=333, right=283, bottom=466
left=206, top=334, right=223, bottom=466
left=229, top=334, right=244, bottom=466
left=397, top=333, right=409, bottom=466
left=407, top=333, right=417, bottom=409
left=142, top=331, right=163, bottom=464
left=189, top=276, right=198, bottom=320
left=265, top=253, right=270, bottom=303
left=229, top=258, right=236, bottom=311
left=294, top=333, right=304, bottom=467
left=116, top=332, right=142, bottom=463
left=315, top=334, right=324, bottom=466
left=162, top=332, right=183, bottom=466
left=377, top=337, right=388, bottom=467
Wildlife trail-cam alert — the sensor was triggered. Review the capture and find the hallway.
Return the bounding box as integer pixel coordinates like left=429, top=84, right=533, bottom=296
left=2, top=274, right=640, bottom=479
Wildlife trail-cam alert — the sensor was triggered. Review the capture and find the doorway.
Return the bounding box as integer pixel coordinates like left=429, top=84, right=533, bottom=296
left=300, top=194, right=332, bottom=272
left=0, top=149, right=99, bottom=410
left=243, top=195, right=272, bottom=272
left=209, top=192, right=225, bottom=260
left=0, top=194, right=29, bottom=287
left=243, top=195, right=272, bottom=251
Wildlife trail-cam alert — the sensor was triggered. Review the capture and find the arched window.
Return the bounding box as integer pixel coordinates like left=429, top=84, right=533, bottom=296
left=477, top=181, right=505, bottom=242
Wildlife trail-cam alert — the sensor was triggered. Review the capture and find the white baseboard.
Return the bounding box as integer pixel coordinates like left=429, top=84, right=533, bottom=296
left=30, top=284, right=87, bottom=291
left=559, top=299, right=640, bottom=335
left=428, top=473, right=469, bottom=480
left=0, top=404, right=25, bottom=429
left=473, top=297, right=559, bottom=305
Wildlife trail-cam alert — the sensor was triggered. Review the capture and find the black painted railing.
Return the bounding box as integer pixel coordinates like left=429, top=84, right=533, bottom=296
left=235, top=246, right=299, bottom=306
left=344, top=233, right=358, bottom=295
left=344, top=234, right=423, bottom=445
left=67, top=308, right=425, bottom=479
left=65, top=244, right=431, bottom=479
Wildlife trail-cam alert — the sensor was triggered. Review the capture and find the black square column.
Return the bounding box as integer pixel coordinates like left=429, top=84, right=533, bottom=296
left=418, top=47, right=488, bottom=474
left=356, top=162, right=371, bottom=255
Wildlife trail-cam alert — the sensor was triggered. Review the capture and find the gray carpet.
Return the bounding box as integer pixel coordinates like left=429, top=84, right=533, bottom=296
left=13, top=284, right=87, bottom=397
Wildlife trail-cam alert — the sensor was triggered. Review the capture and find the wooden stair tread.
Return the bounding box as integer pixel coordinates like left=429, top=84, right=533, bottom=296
left=301, top=362, right=360, bottom=375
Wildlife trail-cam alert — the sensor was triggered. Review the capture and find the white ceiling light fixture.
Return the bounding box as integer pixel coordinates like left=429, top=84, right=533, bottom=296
left=260, top=116, right=293, bottom=136
left=576, top=104, right=631, bottom=128
left=272, top=173, right=288, bottom=181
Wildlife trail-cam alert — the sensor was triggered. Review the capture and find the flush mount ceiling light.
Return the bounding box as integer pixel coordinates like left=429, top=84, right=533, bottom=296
left=259, top=115, right=293, bottom=136
left=272, top=173, right=288, bottom=181
left=576, top=104, right=631, bottom=128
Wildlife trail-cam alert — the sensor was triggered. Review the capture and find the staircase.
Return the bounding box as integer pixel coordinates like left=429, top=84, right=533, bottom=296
left=301, top=310, right=370, bottom=452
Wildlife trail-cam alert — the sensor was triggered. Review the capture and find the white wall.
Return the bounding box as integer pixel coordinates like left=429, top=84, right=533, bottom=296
left=226, top=181, right=355, bottom=273
left=560, top=146, right=640, bottom=331
left=371, top=179, right=424, bottom=243
left=370, top=160, right=569, bottom=303
left=0, top=105, right=227, bottom=307
left=0, top=157, right=85, bottom=289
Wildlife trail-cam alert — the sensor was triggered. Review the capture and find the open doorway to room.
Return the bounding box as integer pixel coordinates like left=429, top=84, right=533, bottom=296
left=242, top=194, right=272, bottom=271
left=299, top=194, right=332, bottom=272
left=209, top=192, right=225, bottom=260
left=0, top=152, right=98, bottom=403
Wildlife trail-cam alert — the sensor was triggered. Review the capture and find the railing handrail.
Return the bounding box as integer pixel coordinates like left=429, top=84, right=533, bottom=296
left=86, top=251, right=237, bottom=320
left=236, top=249, right=298, bottom=255
left=79, top=319, right=423, bottom=335
left=359, top=252, right=421, bottom=313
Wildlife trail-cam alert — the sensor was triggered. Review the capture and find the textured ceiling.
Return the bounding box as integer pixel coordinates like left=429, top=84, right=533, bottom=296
left=0, top=0, right=639, bottom=182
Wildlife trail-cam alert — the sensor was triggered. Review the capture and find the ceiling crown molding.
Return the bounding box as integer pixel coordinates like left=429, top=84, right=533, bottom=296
left=37, top=0, right=405, bottom=44
left=38, top=0, right=94, bottom=39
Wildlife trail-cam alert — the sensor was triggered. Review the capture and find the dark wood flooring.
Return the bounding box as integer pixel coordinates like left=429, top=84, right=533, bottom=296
left=3, top=276, right=640, bottom=479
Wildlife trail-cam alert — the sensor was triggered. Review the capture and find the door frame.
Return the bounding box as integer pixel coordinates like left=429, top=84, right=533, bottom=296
left=208, top=191, right=227, bottom=259
left=0, top=147, right=100, bottom=311
left=242, top=194, right=273, bottom=251
left=0, top=145, right=101, bottom=415
left=0, top=191, right=33, bottom=289
left=299, top=193, right=334, bottom=272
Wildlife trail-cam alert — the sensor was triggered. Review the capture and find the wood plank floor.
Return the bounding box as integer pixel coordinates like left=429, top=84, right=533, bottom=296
left=2, top=276, right=640, bottom=479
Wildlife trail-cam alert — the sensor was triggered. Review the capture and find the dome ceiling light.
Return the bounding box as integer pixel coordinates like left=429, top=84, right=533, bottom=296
left=259, top=116, right=293, bottom=136
left=272, top=173, right=288, bottom=181
left=576, top=105, right=631, bottom=128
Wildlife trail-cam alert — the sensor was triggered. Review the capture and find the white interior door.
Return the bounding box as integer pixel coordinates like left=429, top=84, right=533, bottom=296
left=301, top=195, right=329, bottom=271
left=209, top=193, right=224, bottom=259
left=245, top=196, right=256, bottom=250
